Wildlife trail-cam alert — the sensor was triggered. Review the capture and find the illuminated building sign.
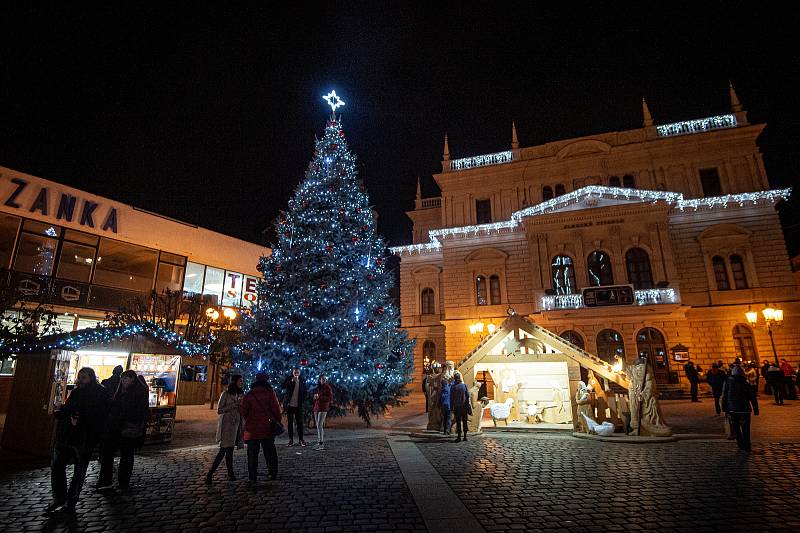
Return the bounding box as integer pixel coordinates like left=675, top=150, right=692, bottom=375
left=2, top=177, right=119, bottom=233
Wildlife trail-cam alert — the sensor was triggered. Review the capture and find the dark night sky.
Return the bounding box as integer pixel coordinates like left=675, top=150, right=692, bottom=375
left=1, top=4, right=798, bottom=253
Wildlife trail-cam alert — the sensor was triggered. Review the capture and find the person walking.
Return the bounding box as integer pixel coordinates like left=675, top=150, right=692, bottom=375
left=440, top=376, right=452, bottom=435
left=96, top=370, right=149, bottom=492
left=683, top=360, right=700, bottom=402
left=312, top=374, right=333, bottom=450
left=240, top=372, right=282, bottom=485
left=101, top=365, right=123, bottom=395
left=282, top=367, right=307, bottom=447
left=780, top=358, right=797, bottom=400
left=450, top=371, right=471, bottom=442
left=721, top=365, right=759, bottom=452
left=46, top=367, right=109, bottom=514
left=766, top=363, right=785, bottom=405
left=205, top=374, right=244, bottom=484
left=706, top=363, right=726, bottom=415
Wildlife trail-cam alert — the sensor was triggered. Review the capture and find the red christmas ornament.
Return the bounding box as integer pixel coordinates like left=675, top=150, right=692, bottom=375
left=276, top=266, right=283, bottom=272
left=352, top=335, right=360, bottom=344
left=376, top=307, right=385, bottom=315
left=338, top=208, right=345, bottom=216
left=367, top=320, right=375, bottom=328
left=375, top=363, right=384, bottom=369
left=367, top=274, right=375, bottom=281
left=331, top=144, right=338, bottom=150
left=340, top=169, right=347, bottom=176
left=361, top=225, right=368, bottom=231
left=283, top=230, right=291, bottom=237
left=325, top=245, right=333, bottom=253
left=375, top=258, right=383, bottom=266
left=299, top=358, right=308, bottom=366
left=303, top=301, right=311, bottom=308
left=351, top=236, right=359, bottom=243
left=320, top=283, right=327, bottom=289
left=339, top=131, right=345, bottom=137
left=356, top=208, right=362, bottom=214
left=303, top=201, right=308, bottom=208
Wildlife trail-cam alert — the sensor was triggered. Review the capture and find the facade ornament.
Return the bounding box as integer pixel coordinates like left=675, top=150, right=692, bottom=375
left=642, top=97, right=654, bottom=127
left=627, top=359, right=672, bottom=436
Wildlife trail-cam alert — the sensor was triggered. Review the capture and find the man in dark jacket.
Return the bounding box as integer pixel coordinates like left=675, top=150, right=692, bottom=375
left=47, top=367, right=110, bottom=514
left=450, top=372, right=471, bottom=442
left=706, top=363, right=727, bottom=415
left=683, top=360, right=700, bottom=402
left=721, top=365, right=758, bottom=452
left=766, top=363, right=785, bottom=405
left=101, top=365, right=124, bottom=395
left=282, top=367, right=306, bottom=447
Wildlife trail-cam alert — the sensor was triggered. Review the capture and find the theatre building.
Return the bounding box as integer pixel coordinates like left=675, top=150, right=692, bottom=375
left=0, top=166, right=267, bottom=410
left=393, top=86, right=799, bottom=401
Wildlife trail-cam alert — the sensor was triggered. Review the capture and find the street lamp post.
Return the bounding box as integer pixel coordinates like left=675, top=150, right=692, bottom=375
left=206, top=306, right=239, bottom=409
left=746, top=305, right=783, bottom=364
left=469, top=320, right=496, bottom=341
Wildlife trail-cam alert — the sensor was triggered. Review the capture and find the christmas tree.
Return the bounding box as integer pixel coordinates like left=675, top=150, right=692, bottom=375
left=239, top=92, right=414, bottom=424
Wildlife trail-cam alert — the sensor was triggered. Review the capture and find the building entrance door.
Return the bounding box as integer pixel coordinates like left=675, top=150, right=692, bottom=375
left=637, top=328, right=670, bottom=384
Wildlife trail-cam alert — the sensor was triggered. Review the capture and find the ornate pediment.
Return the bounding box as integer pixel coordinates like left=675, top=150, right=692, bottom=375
left=465, top=247, right=509, bottom=264
left=555, top=140, right=612, bottom=160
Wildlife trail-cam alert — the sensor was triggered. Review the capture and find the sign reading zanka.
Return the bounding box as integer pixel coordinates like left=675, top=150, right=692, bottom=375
left=2, top=176, right=119, bottom=233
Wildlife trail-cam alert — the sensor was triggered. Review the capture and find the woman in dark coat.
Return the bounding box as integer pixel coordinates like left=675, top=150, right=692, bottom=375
left=47, top=367, right=109, bottom=513
left=205, top=375, right=244, bottom=483
left=239, top=372, right=282, bottom=484
left=96, top=370, right=149, bottom=491
left=312, top=374, right=333, bottom=450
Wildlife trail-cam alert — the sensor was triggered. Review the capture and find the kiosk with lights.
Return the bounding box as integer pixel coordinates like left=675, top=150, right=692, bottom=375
left=1, top=323, right=208, bottom=456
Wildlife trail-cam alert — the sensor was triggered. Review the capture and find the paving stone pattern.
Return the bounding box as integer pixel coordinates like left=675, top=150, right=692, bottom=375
left=0, top=438, right=425, bottom=533
left=419, top=435, right=800, bottom=532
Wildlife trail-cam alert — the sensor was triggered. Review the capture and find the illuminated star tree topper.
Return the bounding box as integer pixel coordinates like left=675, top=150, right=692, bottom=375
left=323, top=90, right=345, bottom=113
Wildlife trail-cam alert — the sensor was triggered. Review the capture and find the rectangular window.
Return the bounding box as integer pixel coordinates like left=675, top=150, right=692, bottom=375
left=77, top=317, right=102, bottom=330
left=221, top=271, right=244, bottom=307
left=156, top=262, right=185, bottom=293
left=22, top=219, right=62, bottom=238
left=699, top=168, right=722, bottom=197
left=64, top=229, right=99, bottom=246
left=159, top=252, right=187, bottom=266
left=13, top=233, right=58, bottom=276
left=57, top=241, right=97, bottom=282
left=202, top=266, right=225, bottom=304
left=475, top=199, right=492, bottom=224
left=183, top=262, right=205, bottom=294
left=0, top=214, right=20, bottom=270
left=92, top=239, right=158, bottom=291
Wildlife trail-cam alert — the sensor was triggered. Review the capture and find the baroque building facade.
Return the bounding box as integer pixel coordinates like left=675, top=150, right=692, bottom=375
left=393, top=86, right=798, bottom=390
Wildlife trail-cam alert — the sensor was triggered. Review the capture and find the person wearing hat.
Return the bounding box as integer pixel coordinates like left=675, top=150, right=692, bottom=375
left=282, top=367, right=307, bottom=447
left=240, top=373, right=282, bottom=484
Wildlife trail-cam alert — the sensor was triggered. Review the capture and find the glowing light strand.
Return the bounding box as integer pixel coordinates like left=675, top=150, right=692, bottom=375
left=656, top=114, right=737, bottom=137
left=540, top=288, right=679, bottom=311
left=450, top=150, right=512, bottom=171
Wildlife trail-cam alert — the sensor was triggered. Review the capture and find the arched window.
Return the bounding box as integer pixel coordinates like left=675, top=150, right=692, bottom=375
left=542, top=186, right=553, bottom=201
left=554, top=184, right=566, bottom=196
left=587, top=250, right=614, bottom=286
left=732, top=324, right=758, bottom=363
left=421, top=287, right=435, bottom=315
left=712, top=255, right=730, bottom=290
left=475, top=275, right=487, bottom=306
left=489, top=275, right=501, bottom=305
left=625, top=247, right=653, bottom=289
left=423, top=340, right=437, bottom=362
left=560, top=330, right=585, bottom=350
left=729, top=254, right=748, bottom=289
left=596, top=329, right=625, bottom=363
left=551, top=255, right=577, bottom=295
left=622, top=174, right=636, bottom=189
left=608, top=176, right=621, bottom=187
left=637, top=328, right=669, bottom=383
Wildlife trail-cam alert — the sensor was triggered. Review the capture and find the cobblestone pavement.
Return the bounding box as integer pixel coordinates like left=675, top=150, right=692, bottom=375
left=0, top=437, right=425, bottom=533
left=419, top=434, right=800, bottom=532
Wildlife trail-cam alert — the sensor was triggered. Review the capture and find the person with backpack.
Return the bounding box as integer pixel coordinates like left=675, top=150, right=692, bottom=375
left=96, top=370, right=149, bottom=492
left=721, top=364, right=759, bottom=452
left=46, top=367, right=109, bottom=513
left=312, top=374, right=333, bottom=450
left=240, top=372, right=282, bottom=485
left=205, top=374, right=244, bottom=483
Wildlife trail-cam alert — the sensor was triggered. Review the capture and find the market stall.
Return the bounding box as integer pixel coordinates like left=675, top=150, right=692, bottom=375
left=1, top=323, right=207, bottom=456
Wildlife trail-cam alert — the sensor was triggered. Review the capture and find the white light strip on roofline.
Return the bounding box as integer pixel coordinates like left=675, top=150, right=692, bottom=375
left=656, top=114, right=737, bottom=137
left=390, top=186, right=792, bottom=255
left=450, top=150, right=513, bottom=171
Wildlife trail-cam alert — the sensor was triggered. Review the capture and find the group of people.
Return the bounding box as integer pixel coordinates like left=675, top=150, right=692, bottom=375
left=205, top=368, right=334, bottom=485
left=436, top=370, right=472, bottom=442
left=47, top=365, right=150, bottom=514
left=760, top=358, right=797, bottom=405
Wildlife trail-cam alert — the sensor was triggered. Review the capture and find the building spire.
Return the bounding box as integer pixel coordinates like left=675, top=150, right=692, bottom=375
left=511, top=121, right=519, bottom=149
left=442, top=133, right=450, bottom=161
left=729, top=80, right=742, bottom=113
left=642, top=97, right=654, bottom=127
left=415, top=176, right=422, bottom=200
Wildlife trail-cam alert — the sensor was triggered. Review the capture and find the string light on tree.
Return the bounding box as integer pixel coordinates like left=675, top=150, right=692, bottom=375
left=238, top=92, right=414, bottom=425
